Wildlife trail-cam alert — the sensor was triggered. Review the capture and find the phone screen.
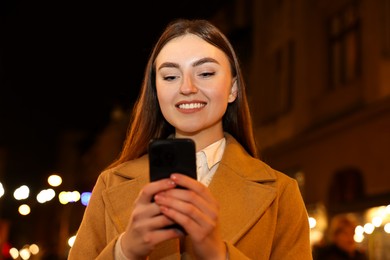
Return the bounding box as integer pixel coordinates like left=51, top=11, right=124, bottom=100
left=148, top=138, right=197, bottom=183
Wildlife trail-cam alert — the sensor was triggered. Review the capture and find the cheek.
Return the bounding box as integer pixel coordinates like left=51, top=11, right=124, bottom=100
left=208, top=87, right=231, bottom=103
left=156, top=78, right=177, bottom=100
left=156, top=87, right=174, bottom=114
left=156, top=84, right=169, bottom=103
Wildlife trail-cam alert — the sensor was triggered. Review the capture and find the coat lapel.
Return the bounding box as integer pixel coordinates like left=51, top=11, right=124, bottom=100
left=102, top=156, right=150, bottom=232
left=209, top=164, right=277, bottom=244
left=209, top=134, right=277, bottom=244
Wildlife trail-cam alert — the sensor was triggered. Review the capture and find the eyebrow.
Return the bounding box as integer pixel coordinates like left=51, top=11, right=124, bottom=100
left=157, top=57, right=220, bottom=71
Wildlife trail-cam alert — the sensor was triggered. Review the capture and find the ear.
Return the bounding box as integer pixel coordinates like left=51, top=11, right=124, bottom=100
left=228, top=79, right=238, bottom=103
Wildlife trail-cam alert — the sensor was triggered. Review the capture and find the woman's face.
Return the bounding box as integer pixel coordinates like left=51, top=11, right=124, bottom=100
left=155, top=34, right=237, bottom=145
left=334, top=225, right=357, bottom=255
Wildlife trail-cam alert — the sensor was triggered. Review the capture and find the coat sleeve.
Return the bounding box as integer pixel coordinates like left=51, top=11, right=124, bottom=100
left=270, top=178, right=313, bottom=260
left=67, top=173, right=117, bottom=260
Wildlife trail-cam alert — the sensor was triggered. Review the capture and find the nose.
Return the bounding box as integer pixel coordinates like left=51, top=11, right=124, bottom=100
left=179, top=75, right=198, bottom=95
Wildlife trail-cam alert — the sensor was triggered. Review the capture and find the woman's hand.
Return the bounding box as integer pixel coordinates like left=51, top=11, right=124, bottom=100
left=154, top=173, right=227, bottom=260
left=120, top=178, right=184, bottom=259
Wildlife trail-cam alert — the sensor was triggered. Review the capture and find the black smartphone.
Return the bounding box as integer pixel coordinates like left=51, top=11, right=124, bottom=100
left=149, top=138, right=197, bottom=184
left=148, top=138, right=197, bottom=232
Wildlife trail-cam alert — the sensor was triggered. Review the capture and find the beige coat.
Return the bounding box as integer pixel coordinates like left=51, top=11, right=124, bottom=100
left=68, top=134, right=312, bottom=259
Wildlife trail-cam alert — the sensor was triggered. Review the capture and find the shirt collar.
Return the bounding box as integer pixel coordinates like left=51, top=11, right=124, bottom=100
left=197, top=137, right=226, bottom=170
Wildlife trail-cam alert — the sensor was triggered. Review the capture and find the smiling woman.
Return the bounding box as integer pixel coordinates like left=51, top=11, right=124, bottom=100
left=68, top=18, right=312, bottom=260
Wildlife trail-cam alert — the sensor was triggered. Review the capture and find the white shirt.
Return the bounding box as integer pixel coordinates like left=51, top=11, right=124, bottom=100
left=196, top=137, right=226, bottom=186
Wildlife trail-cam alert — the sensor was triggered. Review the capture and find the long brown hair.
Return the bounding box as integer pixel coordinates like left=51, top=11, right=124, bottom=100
left=107, top=18, right=258, bottom=169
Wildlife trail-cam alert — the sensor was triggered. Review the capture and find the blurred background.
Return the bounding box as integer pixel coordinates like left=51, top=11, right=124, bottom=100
left=1, top=0, right=390, bottom=259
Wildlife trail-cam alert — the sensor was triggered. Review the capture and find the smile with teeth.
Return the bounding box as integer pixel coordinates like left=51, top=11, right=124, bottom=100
left=177, top=103, right=206, bottom=109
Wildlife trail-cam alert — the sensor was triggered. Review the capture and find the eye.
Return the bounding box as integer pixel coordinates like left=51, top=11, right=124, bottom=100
left=199, top=71, right=215, bottom=78
left=163, top=75, right=178, bottom=81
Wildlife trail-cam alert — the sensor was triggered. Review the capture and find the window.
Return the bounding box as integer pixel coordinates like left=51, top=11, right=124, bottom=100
left=328, top=1, right=361, bottom=89
left=381, top=0, right=390, bottom=57
left=328, top=167, right=365, bottom=205
left=260, top=40, right=295, bottom=123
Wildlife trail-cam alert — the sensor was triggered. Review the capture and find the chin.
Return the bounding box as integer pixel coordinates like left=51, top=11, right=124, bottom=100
left=174, top=125, right=203, bottom=135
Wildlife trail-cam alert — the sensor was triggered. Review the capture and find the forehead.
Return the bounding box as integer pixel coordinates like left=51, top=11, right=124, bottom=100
left=155, top=34, right=228, bottom=65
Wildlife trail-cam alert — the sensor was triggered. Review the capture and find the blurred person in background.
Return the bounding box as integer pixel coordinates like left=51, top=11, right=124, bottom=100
left=313, top=214, right=368, bottom=260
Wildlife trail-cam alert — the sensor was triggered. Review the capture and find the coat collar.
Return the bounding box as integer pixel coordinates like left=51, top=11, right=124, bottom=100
left=102, top=134, right=277, bottom=244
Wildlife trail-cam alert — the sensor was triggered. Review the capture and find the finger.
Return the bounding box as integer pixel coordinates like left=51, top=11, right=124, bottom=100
left=143, top=227, right=184, bottom=245
left=155, top=188, right=215, bottom=218
left=137, top=178, right=176, bottom=204
left=162, top=176, right=218, bottom=217
left=170, top=174, right=214, bottom=200
left=159, top=204, right=216, bottom=237
left=155, top=190, right=218, bottom=232
left=122, top=215, right=183, bottom=257
left=131, top=182, right=177, bottom=225
left=141, top=213, right=178, bottom=231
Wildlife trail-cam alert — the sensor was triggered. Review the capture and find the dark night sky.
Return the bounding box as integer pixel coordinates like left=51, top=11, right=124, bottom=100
left=0, top=0, right=228, bottom=188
